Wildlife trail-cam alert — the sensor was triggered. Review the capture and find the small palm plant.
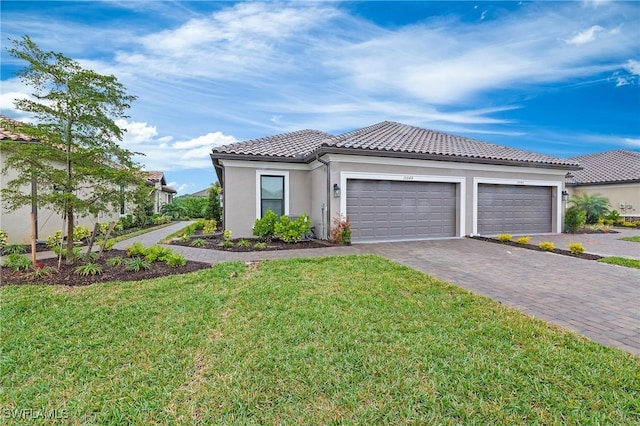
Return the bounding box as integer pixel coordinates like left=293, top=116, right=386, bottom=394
left=569, top=193, right=610, bottom=224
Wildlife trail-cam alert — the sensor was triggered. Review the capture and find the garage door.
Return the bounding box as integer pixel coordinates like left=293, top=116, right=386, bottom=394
left=347, top=180, right=457, bottom=242
left=477, top=184, right=552, bottom=235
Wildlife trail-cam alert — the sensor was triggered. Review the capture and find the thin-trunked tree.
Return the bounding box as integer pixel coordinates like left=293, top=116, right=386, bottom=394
left=1, top=36, right=143, bottom=263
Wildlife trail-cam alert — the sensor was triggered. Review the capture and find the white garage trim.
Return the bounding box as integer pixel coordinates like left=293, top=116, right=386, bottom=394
left=472, top=177, right=562, bottom=235
left=340, top=172, right=466, bottom=237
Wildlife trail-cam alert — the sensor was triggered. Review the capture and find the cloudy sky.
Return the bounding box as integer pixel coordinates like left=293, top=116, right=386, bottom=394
left=1, top=1, right=638, bottom=195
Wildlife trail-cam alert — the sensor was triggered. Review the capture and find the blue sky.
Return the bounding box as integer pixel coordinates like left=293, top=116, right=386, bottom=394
left=1, top=1, right=639, bottom=195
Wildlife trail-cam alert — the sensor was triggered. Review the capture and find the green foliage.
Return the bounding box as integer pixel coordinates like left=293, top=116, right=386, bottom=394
left=190, top=238, right=207, bottom=248
left=2, top=36, right=142, bottom=262
left=46, top=231, right=63, bottom=250
left=125, top=242, right=146, bottom=257
left=3, top=244, right=28, bottom=254
left=605, top=210, right=621, bottom=223
left=496, top=233, right=512, bottom=242
left=539, top=241, right=555, bottom=252
left=31, top=264, right=56, bottom=279
left=106, top=256, right=125, bottom=267
left=206, top=183, right=222, bottom=223
left=253, top=209, right=278, bottom=240
left=79, top=251, right=98, bottom=262
left=515, top=236, right=531, bottom=245
left=223, top=229, right=232, bottom=242
left=165, top=253, right=187, bottom=268
left=569, top=193, right=611, bottom=224
left=330, top=215, right=351, bottom=244
left=167, top=196, right=208, bottom=219
left=568, top=242, right=585, bottom=254
left=0, top=229, right=8, bottom=251
left=73, top=225, right=91, bottom=242
left=254, top=241, right=267, bottom=250
left=598, top=257, right=640, bottom=269
left=125, top=257, right=151, bottom=272
left=152, top=214, right=171, bottom=225
left=237, top=239, right=252, bottom=248
left=144, top=245, right=172, bottom=263
left=52, top=245, right=81, bottom=260
left=221, top=239, right=234, bottom=249
left=564, top=206, right=587, bottom=233
left=202, top=219, right=217, bottom=234
left=274, top=214, right=311, bottom=243
left=2, top=254, right=31, bottom=271
left=74, top=262, right=103, bottom=276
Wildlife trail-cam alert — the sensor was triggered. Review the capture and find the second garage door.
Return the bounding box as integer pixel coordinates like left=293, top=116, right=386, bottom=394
left=477, top=184, right=552, bottom=235
left=347, top=180, right=457, bottom=242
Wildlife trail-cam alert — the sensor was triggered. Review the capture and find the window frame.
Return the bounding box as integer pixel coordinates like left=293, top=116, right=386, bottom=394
left=256, top=170, right=289, bottom=219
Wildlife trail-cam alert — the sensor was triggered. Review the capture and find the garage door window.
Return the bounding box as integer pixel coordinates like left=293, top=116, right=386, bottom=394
left=260, top=175, right=284, bottom=217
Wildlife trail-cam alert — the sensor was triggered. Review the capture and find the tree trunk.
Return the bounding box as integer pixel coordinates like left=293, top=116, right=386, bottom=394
left=66, top=207, right=74, bottom=265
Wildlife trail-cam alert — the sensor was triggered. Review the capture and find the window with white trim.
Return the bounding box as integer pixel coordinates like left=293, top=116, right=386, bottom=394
left=260, top=175, right=285, bottom=217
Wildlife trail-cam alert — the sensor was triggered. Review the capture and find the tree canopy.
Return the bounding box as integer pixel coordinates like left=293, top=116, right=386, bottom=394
left=1, top=36, right=144, bottom=262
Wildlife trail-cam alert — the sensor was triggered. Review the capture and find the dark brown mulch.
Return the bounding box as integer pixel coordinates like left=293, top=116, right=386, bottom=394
left=1, top=250, right=211, bottom=286
left=470, top=236, right=603, bottom=260
left=169, top=234, right=336, bottom=252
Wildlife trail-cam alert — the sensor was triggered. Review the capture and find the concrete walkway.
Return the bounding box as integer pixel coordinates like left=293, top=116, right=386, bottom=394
left=45, top=222, right=640, bottom=355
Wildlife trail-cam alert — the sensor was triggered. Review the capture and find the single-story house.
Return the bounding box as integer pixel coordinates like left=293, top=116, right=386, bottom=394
left=142, top=171, right=177, bottom=213
left=565, top=150, right=640, bottom=220
left=211, top=121, right=581, bottom=242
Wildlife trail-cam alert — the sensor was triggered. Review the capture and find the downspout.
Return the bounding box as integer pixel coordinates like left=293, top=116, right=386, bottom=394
left=214, top=162, right=225, bottom=229
left=316, top=154, right=331, bottom=240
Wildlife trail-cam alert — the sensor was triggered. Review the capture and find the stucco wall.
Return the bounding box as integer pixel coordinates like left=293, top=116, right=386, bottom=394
left=568, top=184, right=640, bottom=218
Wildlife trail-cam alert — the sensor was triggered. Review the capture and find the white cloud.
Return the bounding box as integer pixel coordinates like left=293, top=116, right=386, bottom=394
left=626, top=59, right=640, bottom=75
left=565, top=25, right=604, bottom=45
left=623, top=138, right=640, bottom=148
left=115, top=119, right=158, bottom=144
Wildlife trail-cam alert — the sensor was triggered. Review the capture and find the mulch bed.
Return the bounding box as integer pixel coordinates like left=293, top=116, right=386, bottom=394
left=1, top=250, right=211, bottom=286
left=169, top=233, right=336, bottom=252
left=470, top=236, right=603, bottom=260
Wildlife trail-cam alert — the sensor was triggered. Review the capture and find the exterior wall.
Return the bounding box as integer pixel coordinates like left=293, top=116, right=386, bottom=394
left=219, top=154, right=571, bottom=240
left=151, top=186, right=174, bottom=213
left=220, top=160, right=313, bottom=238
left=568, top=183, right=640, bottom=218
left=1, top=151, right=121, bottom=244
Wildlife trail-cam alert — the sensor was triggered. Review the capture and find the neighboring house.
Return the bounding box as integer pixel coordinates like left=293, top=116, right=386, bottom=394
left=211, top=121, right=581, bottom=242
left=187, top=188, right=210, bottom=197
left=142, top=171, right=176, bottom=213
left=565, top=150, right=640, bottom=220
left=0, top=115, right=120, bottom=243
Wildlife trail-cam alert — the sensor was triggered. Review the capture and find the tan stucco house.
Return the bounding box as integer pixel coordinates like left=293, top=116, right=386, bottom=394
left=566, top=150, right=640, bottom=220
left=211, top=121, right=581, bottom=242
left=142, top=171, right=177, bottom=213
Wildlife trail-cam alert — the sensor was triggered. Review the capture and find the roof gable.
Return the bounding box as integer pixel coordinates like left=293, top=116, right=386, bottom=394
left=567, top=150, right=640, bottom=185
left=212, top=129, right=333, bottom=158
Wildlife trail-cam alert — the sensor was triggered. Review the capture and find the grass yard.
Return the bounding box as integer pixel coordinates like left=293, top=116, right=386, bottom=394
left=2, top=255, right=639, bottom=425
left=598, top=256, right=640, bottom=269
left=620, top=235, right=640, bottom=243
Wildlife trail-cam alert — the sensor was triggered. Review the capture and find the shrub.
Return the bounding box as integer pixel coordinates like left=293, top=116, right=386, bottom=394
left=144, top=245, right=172, bottom=263
left=275, top=214, right=311, bottom=243
left=222, top=239, right=234, bottom=248
left=202, top=219, right=217, bottom=234
left=119, top=215, right=136, bottom=229
left=52, top=245, right=81, bottom=260
left=568, top=242, right=585, bottom=254
left=253, top=209, right=278, bottom=240
left=190, top=238, right=207, bottom=248
left=31, top=264, right=56, bottom=279
left=106, top=256, right=125, bottom=266
left=515, top=236, right=531, bottom=245
left=569, top=193, right=610, bottom=224
left=2, top=254, right=31, bottom=271
left=564, top=206, right=586, bottom=233
left=254, top=241, right=267, bottom=250
left=152, top=214, right=172, bottom=225
left=223, top=229, right=232, bottom=242
left=46, top=230, right=63, bottom=249
left=125, top=242, right=147, bottom=257
left=79, top=251, right=98, bottom=262
left=125, top=257, right=151, bottom=272
left=237, top=239, right=252, bottom=248
left=75, top=263, right=102, bottom=276
left=165, top=253, right=186, bottom=268
left=180, top=233, right=189, bottom=242
left=605, top=210, right=621, bottom=223
left=73, top=225, right=91, bottom=242
left=539, top=241, right=555, bottom=252
left=330, top=215, right=352, bottom=244
left=496, top=234, right=512, bottom=242
left=3, top=244, right=27, bottom=254
left=0, top=229, right=8, bottom=251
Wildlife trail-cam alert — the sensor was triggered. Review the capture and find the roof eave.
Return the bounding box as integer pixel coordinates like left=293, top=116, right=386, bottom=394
left=568, top=179, right=640, bottom=187
left=210, top=152, right=308, bottom=163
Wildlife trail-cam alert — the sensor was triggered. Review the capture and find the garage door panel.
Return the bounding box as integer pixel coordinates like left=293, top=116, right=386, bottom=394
left=348, top=179, right=457, bottom=241
left=478, top=184, right=552, bottom=235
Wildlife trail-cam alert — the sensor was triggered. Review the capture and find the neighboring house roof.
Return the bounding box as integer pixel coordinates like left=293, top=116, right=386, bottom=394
left=211, top=121, right=580, bottom=169
left=189, top=188, right=210, bottom=197
left=566, top=150, right=640, bottom=185
left=0, top=114, right=36, bottom=142
left=142, top=171, right=177, bottom=194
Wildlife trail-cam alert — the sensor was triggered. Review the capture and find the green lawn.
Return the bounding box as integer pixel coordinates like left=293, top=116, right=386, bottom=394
left=620, top=235, right=640, bottom=243
left=2, top=255, right=638, bottom=425
left=598, top=256, right=640, bottom=269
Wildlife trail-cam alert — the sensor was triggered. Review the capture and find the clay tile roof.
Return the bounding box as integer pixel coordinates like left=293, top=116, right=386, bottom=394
left=142, top=171, right=164, bottom=183
left=325, top=121, right=579, bottom=167
left=566, top=150, right=640, bottom=185
left=0, top=114, right=35, bottom=142
left=212, top=129, right=333, bottom=158
left=162, top=185, right=177, bottom=194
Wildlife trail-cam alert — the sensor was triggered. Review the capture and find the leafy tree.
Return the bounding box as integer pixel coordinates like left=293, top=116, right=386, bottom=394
left=569, top=192, right=610, bottom=224
left=206, top=182, right=222, bottom=223
left=1, top=36, right=143, bottom=263
left=564, top=205, right=586, bottom=233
